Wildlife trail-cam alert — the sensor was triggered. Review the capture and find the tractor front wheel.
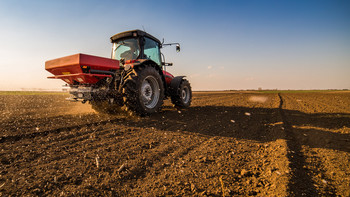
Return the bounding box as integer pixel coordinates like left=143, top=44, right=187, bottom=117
left=171, top=79, right=192, bottom=108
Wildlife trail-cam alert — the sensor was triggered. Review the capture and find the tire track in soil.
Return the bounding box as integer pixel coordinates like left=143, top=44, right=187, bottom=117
left=24, top=120, right=195, bottom=177
left=287, top=93, right=350, bottom=113
left=129, top=136, right=212, bottom=192
left=284, top=93, right=350, bottom=115
left=0, top=118, right=125, bottom=143
left=3, top=92, right=348, bottom=196
left=119, top=144, right=181, bottom=182
left=1, top=123, right=171, bottom=195
left=0, top=119, right=131, bottom=173
left=0, top=125, right=122, bottom=172
left=280, top=94, right=343, bottom=196
left=114, top=126, right=210, bottom=178
left=32, top=128, right=121, bottom=166
left=278, top=93, right=319, bottom=196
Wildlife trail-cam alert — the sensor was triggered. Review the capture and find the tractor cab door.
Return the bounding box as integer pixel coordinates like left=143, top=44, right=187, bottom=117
left=143, top=37, right=162, bottom=67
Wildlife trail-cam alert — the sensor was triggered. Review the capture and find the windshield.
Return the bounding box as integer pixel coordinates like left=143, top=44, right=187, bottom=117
left=112, top=38, right=140, bottom=61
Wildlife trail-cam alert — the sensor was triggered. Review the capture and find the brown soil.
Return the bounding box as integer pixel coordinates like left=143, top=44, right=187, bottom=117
left=0, top=92, right=349, bottom=196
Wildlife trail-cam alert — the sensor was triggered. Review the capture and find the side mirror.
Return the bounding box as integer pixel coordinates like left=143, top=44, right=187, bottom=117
left=176, top=44, right=180, bottom=52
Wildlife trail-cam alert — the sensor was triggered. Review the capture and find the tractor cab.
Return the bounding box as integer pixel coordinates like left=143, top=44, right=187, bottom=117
left=111, top=30, right=162, bottom=66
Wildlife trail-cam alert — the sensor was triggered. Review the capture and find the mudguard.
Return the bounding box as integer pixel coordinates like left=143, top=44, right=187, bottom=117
left=124, top=59, right=168, bottom=94
left=169, top=76, right=185, bottom=95
left=125, top=59, right=162, bottom=74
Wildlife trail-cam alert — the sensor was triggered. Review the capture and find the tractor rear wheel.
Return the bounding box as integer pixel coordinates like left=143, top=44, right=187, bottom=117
left=171, top=79, right=192, bottom=108
left=122, top=65, right=164, bottom=115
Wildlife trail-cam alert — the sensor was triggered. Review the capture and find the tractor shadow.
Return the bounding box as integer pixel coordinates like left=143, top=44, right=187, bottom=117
left=145, top=105, right=350, bottom=153
left=138, top=105, right=349, bottom=196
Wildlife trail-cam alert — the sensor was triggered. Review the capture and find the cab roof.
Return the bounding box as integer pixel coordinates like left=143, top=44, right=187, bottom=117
left=110, top=29, right=161, bottom=45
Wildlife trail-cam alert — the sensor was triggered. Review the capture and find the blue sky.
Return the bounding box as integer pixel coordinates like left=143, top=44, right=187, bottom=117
left=0, top=0, right=349, bottom=90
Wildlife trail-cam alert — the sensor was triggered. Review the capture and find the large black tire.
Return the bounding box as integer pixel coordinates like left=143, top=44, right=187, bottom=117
left=171, top=79, right=192, bottom=108
left=122, top=65, right=164, bottom=116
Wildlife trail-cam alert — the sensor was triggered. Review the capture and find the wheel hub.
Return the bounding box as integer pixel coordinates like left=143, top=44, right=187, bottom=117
left=142, top=82, right=152, bottom=101
left=181, top=86, right=190, bottom=104
left=141, top=76, right=160, bottom=109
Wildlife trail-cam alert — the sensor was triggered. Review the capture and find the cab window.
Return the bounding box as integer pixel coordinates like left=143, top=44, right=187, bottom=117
left=112, top=38, right=140, bottom=61
left=143, top=37, right=161, bottom=66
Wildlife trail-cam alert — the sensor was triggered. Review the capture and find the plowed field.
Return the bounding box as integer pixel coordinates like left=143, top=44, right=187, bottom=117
left=0, top=91, right=349, bottom=196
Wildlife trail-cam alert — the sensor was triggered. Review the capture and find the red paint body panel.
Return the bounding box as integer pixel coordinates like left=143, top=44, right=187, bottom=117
left=163, top=71, right=174, bottom=85
left=45, top=53, right=119, bottom=84
left=48, top=73, right=112, bottom=84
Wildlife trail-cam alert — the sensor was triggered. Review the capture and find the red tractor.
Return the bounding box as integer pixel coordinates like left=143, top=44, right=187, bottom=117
left=45, top=30, right=192, bottom=115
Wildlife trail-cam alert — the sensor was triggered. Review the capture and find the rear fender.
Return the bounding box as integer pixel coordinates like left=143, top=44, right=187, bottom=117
left=126, top=59, right=167, bottom=93
left=169, top=76, right=185, bottom=96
